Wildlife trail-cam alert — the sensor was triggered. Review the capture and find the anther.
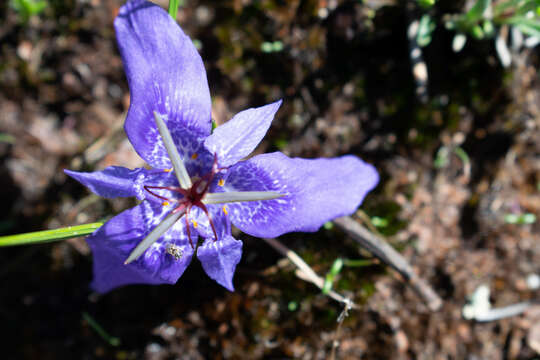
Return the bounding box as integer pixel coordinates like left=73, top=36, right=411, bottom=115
left=192, top=220, right=198, bottom=228
left=191, top=153, right=198, bottom=160
left=218, top=179, right=225, bottom=186
left=166, top=243, right=183, bottom=260
left=162, top=201, right=170, bottom=206
left=163, top=168, right=173, bottom=172
left=222, top=205, right=228, bottom=215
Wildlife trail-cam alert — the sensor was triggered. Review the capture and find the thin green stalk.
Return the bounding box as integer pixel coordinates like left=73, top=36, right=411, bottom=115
left=342, top=258, right=376, bottom=267
left=0, top=222, right=103, bottom=247
left=82, top=312, right=121, bottom=347
left=168, top=0, right=179, bottom=20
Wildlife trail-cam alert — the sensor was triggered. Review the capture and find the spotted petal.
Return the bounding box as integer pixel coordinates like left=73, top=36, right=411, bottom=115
left=204, top=100, right=282, bottom=167
left=197, top=235, right=243, bottom=291
left=115, top=0, right=211, bottom=167
left=87, top=202, right=196, bottom=293
left=189, top=204, right=231, bottom=241
left=223, top=152, right=378, bottom=238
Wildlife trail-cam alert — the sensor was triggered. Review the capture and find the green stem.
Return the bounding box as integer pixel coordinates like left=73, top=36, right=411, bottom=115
left=0, top=222, right=103, bottom=247
left=342, top=258, right=375, bottom=267
left=82, top=312, right=121, bottom=347
left=168, top=0, right=179, bottom=20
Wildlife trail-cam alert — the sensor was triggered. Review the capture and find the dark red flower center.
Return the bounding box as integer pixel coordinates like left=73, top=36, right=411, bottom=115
left=143, top=155, right=224, bottom=249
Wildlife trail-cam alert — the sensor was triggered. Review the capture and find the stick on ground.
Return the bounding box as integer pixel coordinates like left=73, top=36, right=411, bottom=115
left=333, top=216, right=443, bottom=312
left=262, top=237, right=357, bottom=309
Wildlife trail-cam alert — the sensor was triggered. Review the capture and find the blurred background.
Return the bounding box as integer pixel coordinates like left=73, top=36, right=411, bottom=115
left=0, top=0, right=539, bottom=358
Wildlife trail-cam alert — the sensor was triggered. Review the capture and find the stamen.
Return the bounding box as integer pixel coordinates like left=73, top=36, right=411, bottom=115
left=163, top=168, right=173, bottom=173
left=192, top=220, right=198, bottom=228
left=191, top=153, right=198, bottom=160
left=212, top=153, right=219, bottom=173
left=124, top=209, right=185, bottom=264
left=153, top=111, right=192, bottom=189
left=202, top=191, right=283, bottom=204
left=195, top=202, right=219, bottom=242
left=222, top=205, right=228, bottom=215
left=184, top=205, right=194, bottom=249
left=144, top=185, right=173, bottom=202
left=162, top=201, right=170, bottom=206
left=218, top=179, right=225, bottom=186
left=144, top=185, right=187, bottom=202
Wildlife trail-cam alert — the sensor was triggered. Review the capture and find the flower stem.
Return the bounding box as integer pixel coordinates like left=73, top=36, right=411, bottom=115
left=0, top=222, right=103, bottom=247
left=82, top=312, right=121, bottom=346
left=168, top=0, right=180, bottom=20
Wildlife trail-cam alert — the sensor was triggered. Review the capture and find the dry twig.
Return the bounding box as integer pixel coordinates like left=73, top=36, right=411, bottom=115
left=333, top=216, right=443, bottom=312
left=262, top=237, right=358, bottom=309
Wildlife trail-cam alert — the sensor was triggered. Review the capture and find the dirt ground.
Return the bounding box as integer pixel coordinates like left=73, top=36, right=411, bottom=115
left=0, top=0, right=539, bottom=359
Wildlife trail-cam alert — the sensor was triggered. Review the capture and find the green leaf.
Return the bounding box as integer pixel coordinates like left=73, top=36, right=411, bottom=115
left=322, top=274, right=333, bottom=294
left=287, top=301, right=298, bottom=311
left=453, top=146, right=470, bottom=166
left=417, top=14, right=436, bottom=47
left=0, top=133, right=16, bottom=144
left=483, top=20, right=495, bottom=36
left=471, top=24, right=485, bottom=39
left=516, top=0, right=540, bottom=16
left=417, top=0, right=436, bottom=9
left=342, top=258, right=374, bottom=267
left=504, top=213, right=536, bottom=224
left=10, top=0, right=47, bottom=22
left=0, top=222, right=103, bottom=247
left=434, top=146, right=450, bottom=168
left=466, top=0, right=492, bottom=22
left=506, top=16, right=540, bottom=38
left=371, top=216, right=389, bottom=228
left=521, top=213, right=537, bottom=224
left=330, top=258, right=344, bottom=276
left=322, top=258, right=344, bottom=294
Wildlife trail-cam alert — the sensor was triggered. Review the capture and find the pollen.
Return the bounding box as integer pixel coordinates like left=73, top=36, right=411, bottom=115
left=162, top=201, right=170, bottom=206
left=222, top=205, right=228, bottom=215
left=191, top=153, right=198, bottom=160
left=166, top=243, right=183, bottom=260
left=218, top=179, right=225, bottom=186
left=192, top=220, right=198, bottom=228
left=163, top=168, right=173, bottom=172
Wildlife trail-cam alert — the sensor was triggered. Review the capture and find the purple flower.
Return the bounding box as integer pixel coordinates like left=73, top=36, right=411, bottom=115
left=65, top=0, right=379, bottom=293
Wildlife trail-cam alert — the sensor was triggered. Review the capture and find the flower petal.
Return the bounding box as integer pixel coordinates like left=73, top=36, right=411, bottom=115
left=65, top=167, right=182, bottom=202
left=223, top=152, right=378, bottom=238
left=189, top=204, right=231, bottom=240
left=64, top=167, right=143, bottom=199
left=115, top=0, right=211, bottom=167
left=197, top=235, right=242, bottom=291
left=204, top=100, right=282, bottom=167
left=87, top=201, right=196, bottom=293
